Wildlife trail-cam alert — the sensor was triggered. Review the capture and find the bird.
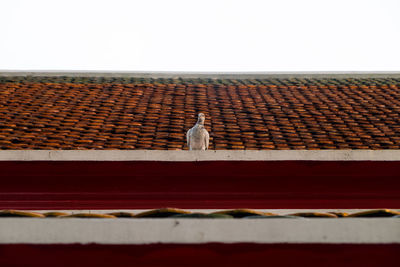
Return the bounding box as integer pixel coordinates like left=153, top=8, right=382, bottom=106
left=186, top=113, right=209, bottom=150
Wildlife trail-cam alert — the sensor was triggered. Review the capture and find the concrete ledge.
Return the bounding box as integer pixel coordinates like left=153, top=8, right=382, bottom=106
left=0, top=218, right=398, bottom=244
left=1, top=71, right=400, bottom=79
left=1, top=150, right=400, bottom=161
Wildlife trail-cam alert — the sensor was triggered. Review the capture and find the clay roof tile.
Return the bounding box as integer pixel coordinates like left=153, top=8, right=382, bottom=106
left=1, top=76, right=399, bottom=150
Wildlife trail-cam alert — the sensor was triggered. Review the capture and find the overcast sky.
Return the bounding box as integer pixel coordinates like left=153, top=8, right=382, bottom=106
left=1, top=0, right=400, bottom=72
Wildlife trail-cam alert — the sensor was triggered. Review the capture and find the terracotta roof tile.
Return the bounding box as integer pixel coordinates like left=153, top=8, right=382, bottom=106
left=0, top=76, right=400, bottom=149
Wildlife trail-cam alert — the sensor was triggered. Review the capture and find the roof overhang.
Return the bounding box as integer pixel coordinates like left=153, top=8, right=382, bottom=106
left=2, top=150, right=400, bottom=161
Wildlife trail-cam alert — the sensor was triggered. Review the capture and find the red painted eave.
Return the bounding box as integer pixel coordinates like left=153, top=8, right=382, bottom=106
left=1, top=160, right=399, bottom=209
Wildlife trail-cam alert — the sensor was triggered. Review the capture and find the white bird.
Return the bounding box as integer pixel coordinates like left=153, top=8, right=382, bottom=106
left=186, top=113, right=209, bottom=150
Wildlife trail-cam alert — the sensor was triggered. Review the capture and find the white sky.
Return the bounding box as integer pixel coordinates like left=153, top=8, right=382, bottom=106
left=1, top=0, right=400, bottom=72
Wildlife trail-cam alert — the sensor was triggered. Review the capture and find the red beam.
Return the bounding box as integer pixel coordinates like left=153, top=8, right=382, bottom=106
left=0, top=161, right=399, bottom=209
left=0, top=244, right=399, bottom=267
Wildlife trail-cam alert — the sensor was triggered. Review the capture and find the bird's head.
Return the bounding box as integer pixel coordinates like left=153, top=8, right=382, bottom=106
left=197, top=113, right=205, bottom=124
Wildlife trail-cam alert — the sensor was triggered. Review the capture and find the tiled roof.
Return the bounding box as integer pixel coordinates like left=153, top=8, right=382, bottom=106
left=1, top=76, right=400, bottom=150
left=1, top=208, right=399, bottom=218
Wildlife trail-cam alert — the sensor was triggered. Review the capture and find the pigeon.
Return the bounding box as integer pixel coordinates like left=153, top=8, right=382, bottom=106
left=186, top=113, right=209, bottom=150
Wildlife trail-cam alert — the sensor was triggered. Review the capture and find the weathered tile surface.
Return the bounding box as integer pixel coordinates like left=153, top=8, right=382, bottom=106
left=0, top=76, right=399, bottom=150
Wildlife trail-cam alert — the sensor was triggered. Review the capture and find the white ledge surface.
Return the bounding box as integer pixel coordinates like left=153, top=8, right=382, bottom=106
left=0, top=150, right=400, bottom=161
left=0, top=218, right=399, bottom=244
left=1, top=71, right=400, bottom=79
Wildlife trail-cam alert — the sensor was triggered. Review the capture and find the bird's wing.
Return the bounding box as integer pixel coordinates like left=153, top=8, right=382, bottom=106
left=204, top=129, right=209, bottom=150
left=186, top=128, right=191, bottom=148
